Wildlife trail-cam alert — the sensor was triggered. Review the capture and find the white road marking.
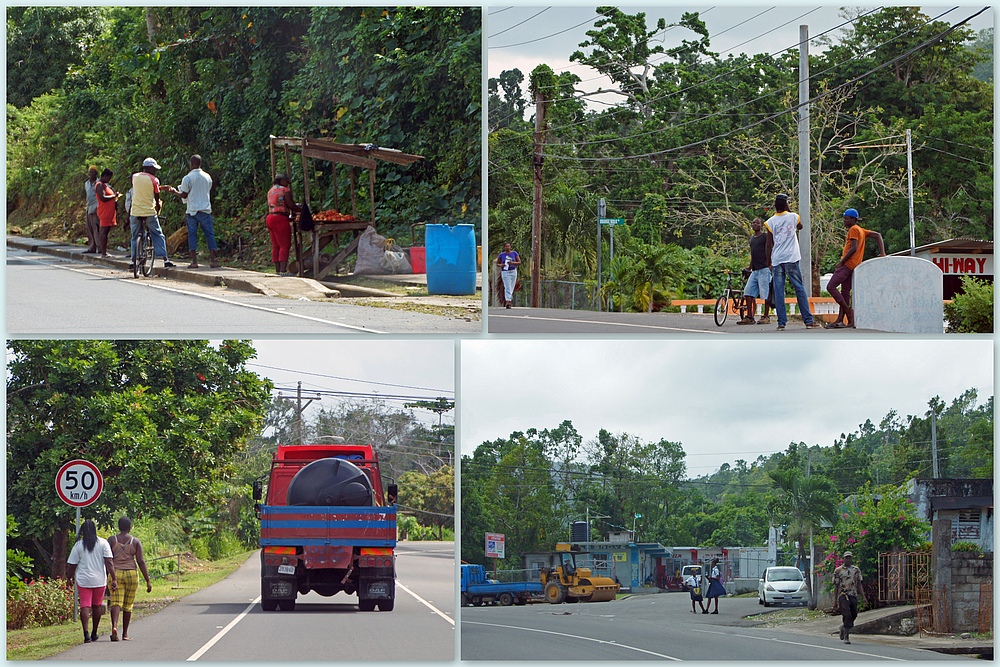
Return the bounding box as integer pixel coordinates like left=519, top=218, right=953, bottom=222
left=398, top=580, right=454, bottom=626
left=690, top=627, right=907, bottom=660
left=186, top=597, right=260, bottom=661
left=489, top=313, right=725, bottom=334
left=462, top=620, right=682, bottom=660
left=13, top=253, right=385, bottom=333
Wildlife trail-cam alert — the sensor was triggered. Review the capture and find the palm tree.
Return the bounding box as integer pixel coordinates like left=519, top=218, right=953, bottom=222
left=768, top=469, right=838, bottom=609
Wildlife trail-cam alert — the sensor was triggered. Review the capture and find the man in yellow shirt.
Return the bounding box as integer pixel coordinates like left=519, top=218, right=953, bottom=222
left=825, top=208, right=885, bottom=329
left=129, top=158, right=176, bottom=270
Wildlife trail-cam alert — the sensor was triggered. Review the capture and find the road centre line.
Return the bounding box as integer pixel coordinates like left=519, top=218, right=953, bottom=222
left=462, top=620, right=682, bottom=660
left=16, top=253, right=386, bottom=333
left=489, top=313, right=725, bottom=334
left=187, top=596, right=260, bottom=661
left=690, top=627, right=906, bottom=660
left=398, top=580, right=454, bottom=626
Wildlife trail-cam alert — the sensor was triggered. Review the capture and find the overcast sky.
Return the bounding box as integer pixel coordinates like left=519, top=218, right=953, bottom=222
left=246, top=339, right=455, bottom=431
left=459, top=339, right=993, bottom=477
left=488, top=5, right=993, bottom=109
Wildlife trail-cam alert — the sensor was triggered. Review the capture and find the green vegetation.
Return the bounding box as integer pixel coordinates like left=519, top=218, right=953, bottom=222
left=7, top=7, right=481, bottom=266
left=944, top=275, right=994, bottom=333
left=489, top=8, right=993, bottom=307
left=461, top=389, right=992, bottom=567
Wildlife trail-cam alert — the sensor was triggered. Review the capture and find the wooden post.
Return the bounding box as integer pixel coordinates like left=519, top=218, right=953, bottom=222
left=531, top=86, right=548, bottom=308
left=369, top=167, right=376, bottom=226
left=350, top=168, right=358, bottom=219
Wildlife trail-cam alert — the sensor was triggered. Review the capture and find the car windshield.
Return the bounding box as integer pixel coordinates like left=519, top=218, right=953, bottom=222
left=768, top=568, right=804, bottom=582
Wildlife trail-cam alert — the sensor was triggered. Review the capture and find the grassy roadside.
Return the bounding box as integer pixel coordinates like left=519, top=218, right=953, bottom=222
left=6, top=551, right=254, bottom=661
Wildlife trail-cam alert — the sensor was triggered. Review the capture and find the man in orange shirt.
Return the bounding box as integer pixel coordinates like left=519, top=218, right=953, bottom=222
left=825, top=208, right=885, bottom=329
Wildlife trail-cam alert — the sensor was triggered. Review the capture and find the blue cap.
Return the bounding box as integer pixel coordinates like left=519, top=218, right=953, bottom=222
left=843, top=208, right=859, bottom=219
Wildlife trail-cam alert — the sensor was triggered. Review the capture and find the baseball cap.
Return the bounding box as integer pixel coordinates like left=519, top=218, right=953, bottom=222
left=142, top=157, right=161, bottom=169
left=843, top=208, right=860, bottom=219
left=843, top=551, right=854, bottom=558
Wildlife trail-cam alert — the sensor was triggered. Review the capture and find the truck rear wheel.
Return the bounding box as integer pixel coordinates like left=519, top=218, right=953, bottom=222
left=499, top=592, right=514, bottom=606
left=377, top=599, right=394, bottom=611
left=278, top=599, right=296, bottom=611
left=261, top=599, right=278, bottom=612
left=359, top=599, right=377, bottom=611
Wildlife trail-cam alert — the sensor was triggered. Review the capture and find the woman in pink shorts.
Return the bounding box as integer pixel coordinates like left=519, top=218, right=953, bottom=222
left=67, top=519, right=118, bottom=643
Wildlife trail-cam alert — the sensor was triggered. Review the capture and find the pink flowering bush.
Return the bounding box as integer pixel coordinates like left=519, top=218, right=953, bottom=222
left=816, top=484, right=929, bottom=597
left=6, top=576, right=74, bottom=630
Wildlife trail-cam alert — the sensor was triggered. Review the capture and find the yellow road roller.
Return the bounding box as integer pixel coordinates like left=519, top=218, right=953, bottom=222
left=539, top=543, right=619, bottom=603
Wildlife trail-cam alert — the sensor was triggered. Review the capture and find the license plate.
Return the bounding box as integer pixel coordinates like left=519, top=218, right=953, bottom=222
left=278, top=565, right=295, bottom=575
left=367, top=581, right=390, bottom=597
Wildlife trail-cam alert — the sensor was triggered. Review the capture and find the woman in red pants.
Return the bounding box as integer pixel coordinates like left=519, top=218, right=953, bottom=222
left=266, top=173, right=301, bottom=275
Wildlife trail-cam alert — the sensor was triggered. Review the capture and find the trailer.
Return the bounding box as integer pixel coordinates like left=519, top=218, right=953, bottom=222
left=460, top=564, right=542, bottom=607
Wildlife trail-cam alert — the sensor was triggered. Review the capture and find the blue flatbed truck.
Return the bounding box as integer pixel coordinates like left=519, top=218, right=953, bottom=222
left=460, top=564, right=543, bottom=607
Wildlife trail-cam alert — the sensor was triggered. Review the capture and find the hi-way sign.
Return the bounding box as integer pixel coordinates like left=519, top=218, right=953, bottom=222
left=55, top=460, right=103, bottom=508
left=485, top=532, right=505, bottom=559
left=599, top=217, right=625, bottom=226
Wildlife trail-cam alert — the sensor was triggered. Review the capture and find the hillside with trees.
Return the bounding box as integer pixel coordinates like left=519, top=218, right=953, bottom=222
left=460, top=389, right=992, bottom=566
left=7, top=7, right=481, bottom=268
left=488, top=7, right=993, bottom=308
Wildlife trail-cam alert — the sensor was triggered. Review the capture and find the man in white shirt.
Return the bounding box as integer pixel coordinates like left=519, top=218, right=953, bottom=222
left=764, top=193, right=820, bottom=331
left=173, top=154, right=220, bottom=268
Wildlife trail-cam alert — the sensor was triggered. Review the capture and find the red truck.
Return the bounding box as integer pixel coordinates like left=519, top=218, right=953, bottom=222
left=253, top=442, right=398, bottom=612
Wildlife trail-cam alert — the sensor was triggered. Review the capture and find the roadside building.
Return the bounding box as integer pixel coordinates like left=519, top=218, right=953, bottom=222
left=890, top=239, right=993, bottom=300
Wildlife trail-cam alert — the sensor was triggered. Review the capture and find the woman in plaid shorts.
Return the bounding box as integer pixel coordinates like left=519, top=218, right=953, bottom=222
left=108, top=517, right=152, bottom=641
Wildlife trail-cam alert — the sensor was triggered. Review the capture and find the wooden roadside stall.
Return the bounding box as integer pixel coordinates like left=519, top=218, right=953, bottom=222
left=269, top=136, right=423, bottom=280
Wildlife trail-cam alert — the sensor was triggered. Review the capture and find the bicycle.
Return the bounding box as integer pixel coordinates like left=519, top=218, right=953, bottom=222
left=131, top=215, right=157, bottom=278
left=713, top=269, right=751, bottom=326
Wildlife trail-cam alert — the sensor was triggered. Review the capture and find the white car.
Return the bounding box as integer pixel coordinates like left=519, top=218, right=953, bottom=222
left=758, top=566, right=808, bottom=607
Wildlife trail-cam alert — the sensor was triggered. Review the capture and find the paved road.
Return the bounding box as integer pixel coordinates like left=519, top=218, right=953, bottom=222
left=488, top=307, right=874, bottom=335
left=7, top=249, right=480, bottom=335
left=461, top=594, right=962, bottom=661
left=50, top=541, right=454, bottom=661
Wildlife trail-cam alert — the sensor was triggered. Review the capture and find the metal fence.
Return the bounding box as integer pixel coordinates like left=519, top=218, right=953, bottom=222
left=915, top=585, right=950, bottom=635
left=878, top=551, right=931, bottom=604
left=493, top=272, right=598, bottom=310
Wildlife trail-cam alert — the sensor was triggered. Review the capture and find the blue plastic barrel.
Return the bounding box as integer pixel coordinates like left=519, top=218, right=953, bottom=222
left=426, top=224, right=477, bottom=295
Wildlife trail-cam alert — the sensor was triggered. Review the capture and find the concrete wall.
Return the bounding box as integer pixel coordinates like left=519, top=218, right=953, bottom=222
left=948, top=551, right=993, bottom=632
left=853, top=256, right=943, bottom=332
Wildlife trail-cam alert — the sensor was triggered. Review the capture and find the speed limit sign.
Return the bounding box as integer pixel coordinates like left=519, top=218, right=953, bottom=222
left=55, top=460, right=103, bottom=507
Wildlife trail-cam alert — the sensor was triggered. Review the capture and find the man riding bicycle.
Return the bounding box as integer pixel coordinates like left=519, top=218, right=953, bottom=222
left=129, top=158, right=176, bottom=271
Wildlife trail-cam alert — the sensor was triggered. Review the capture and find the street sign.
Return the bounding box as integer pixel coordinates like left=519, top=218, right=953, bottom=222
left=55, top=460, right=103, bottom=508
left=599, top=218, right=625, bottom=226
left=485, top=532, right=505, bottom=559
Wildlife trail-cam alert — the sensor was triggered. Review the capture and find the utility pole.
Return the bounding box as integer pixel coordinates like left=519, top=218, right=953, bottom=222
left=531, top=85, right=549, bottom=309
left=597, top=198, right=605, bottom=310
left=907, top=129, right=916, bottom=256
left=276, top=382, right=322, bottom=445
left=931, top=410, right=939, bottom=478
left=798, top=25, right=812, bottom=296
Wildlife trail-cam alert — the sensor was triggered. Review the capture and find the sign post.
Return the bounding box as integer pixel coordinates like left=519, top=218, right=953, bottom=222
left=55, top=460, right=103, bottom=622
left=485, top=532, right=505, bottom=578
left=599, top=219, right=625, bottom=310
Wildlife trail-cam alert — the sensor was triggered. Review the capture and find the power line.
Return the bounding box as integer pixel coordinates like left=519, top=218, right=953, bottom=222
left=249, top=362, right=451, bottom=394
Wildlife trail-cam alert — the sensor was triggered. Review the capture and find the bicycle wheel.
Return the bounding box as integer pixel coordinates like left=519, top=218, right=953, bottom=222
left=133, top=232, right=145, bottom=278
left=714, top=294, right=729, bottom=326
left=141, top=228, right=154, bottom=276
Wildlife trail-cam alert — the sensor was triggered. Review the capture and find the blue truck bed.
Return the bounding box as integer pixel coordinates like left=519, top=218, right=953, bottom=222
left=460, top=564, right=543, bottom=606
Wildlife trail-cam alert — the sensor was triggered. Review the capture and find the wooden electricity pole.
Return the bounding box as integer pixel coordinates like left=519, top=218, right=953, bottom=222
left=531, top=87, right=549, bottom=309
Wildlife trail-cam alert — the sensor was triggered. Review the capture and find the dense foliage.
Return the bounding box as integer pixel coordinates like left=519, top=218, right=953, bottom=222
left=944, top=275, right=994, bottom=333
left=7, top=7, right=481, bottom=265
left=488, top=8, right=993, bottom=305
left=6, top=340, right=272, bottom=578
left=461, top=390, right=992, bottom=567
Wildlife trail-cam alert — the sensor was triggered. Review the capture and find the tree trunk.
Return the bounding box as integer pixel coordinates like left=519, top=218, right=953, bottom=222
left=145, top=7, right=159, bottom=45
left=50, top=520, right=71, bottom=579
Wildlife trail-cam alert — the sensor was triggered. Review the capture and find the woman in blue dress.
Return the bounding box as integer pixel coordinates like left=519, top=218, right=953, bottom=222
left=705, top=558, right=727, bottom=614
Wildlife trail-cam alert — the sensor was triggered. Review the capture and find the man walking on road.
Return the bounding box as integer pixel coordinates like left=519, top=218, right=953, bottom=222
left=825, top=208, right=886, bottom=329
left=172, top=154, right=221, bottom=269
left=833, top=551, right=866, bottom=644
left=84, top=165, right=101, bottom=253
left=739, top=217, right=772, bottom=325
left=764, top=193, right=820, bottom=331
left=130, top=158, right=176, bottom=270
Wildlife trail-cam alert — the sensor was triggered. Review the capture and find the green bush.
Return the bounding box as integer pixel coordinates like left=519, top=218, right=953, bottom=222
left=6, top=576, right=74, bottom=630
left=951, top=541, right=984, bottom=553
left=944, top=275, right=993, bottom=333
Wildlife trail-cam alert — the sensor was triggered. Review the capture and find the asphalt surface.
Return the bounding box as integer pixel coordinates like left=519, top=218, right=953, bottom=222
left=461, top=593, right=986, bottom=661
left=48, top=541, right=455, bottom=661
left=7, top=237, right=481, bottom=335
left=488, top=307, right=877, bottom=335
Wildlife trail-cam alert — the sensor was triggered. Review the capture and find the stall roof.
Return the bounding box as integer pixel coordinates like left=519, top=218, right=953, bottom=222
left=890, top=238, right=993, bottom=256
left=270, top=136, right=423, bottom=167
